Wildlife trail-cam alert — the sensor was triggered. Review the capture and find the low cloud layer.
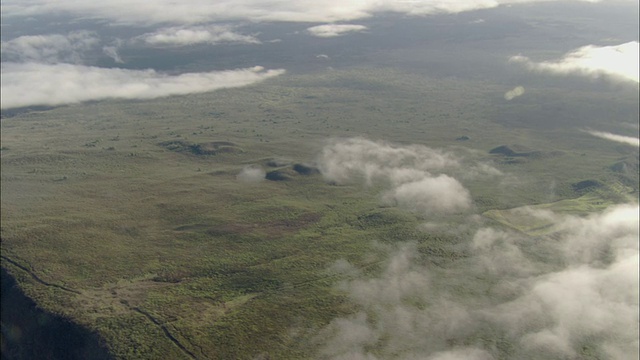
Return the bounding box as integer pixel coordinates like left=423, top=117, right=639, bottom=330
left=136, top=25, right=261, bottom=46
left=586, top=130, right=640, bottom=147
left=504, top=85, right=525, bottom=100
left=1, top=31, right=99, bottom=64
left=307, top=24, right=368, bottom=38
left=0, top=64, right=284, bottom=109
left=317, top=138, right=472, bottom=216
left=510, top=42, right=640, bottom=83
left=318, top=204, right=639, bottom=359
left=2, top=0, right=614, bottom=26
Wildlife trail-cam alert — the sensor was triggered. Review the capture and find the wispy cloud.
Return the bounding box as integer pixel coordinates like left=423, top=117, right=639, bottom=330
left=504, top=85, right=525, bottom=100
left=483, top=205, right=640, bottom=359
left=317, top=138, right=473, bottom=216
left=510, top=42, right=640, bottom=83
left=381, top=175, right=472, bottom=215
left=136, top=25, right=261, bottom=46
left=318, top=137, right=461, bottom=185
left=586, top=130, right=640, bottom=147
left=1, top=31, right=99, bottom=64
left=316, top=138, right=638, bottom=358
left=318, top=204, right=639, bottom=359
left=102, top=45, right=124, bottom=63
left=307, top=24, right=367, bottom=38
left=0, top=63, right=284, bottom=109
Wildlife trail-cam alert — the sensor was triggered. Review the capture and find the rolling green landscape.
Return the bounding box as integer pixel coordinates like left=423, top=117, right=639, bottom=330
left=1, top=1, right=639, bottom=359
left=2, top=66, right=638, bottom=358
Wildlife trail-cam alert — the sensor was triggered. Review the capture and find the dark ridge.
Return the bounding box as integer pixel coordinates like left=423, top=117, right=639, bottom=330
left=159, top=140, right=191, bottom=152
left=292, top=163, right=319, bottom=175
left=189, top=142, right=242, bottom=155
left=610, top=161, right=629, bottom=173
left=489, top=145, right=538, bottom=157
left=1, top=267, right=112, bottom=360
left=455, top=136, right=470, bottom=141
left=489, top=145, right=517, bottom=156
left=610, top=155, right=639, bottom=175
left=351, top=210, right=412, bottom=229
left=489, top=145, right=563, bottom=161
left=572, top=179, right=603, bottom=192
left=160, top=140, right=242, bottom=156
left=265, top=158, right=291, bottom=167
left=265, top=170, right=290, bottom=181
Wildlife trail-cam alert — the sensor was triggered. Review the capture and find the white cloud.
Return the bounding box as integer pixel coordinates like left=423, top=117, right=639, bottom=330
left=586, top=130, right=640, bottom=147
left=504, top=85, right=525, bottom=100
left=510, top=42, right=640, bottom=83
left=427, top=348, right=494, bottom=360
left=237, top=165, right=266, bottom=182
left=317, top=138, right=472, bottom=216
left=381, top=175, right=472, bottom=215
left=317, top=243, right=480, bottom=359
left=318, top=137, right=460, bottom=186
left=1, top=31, right=99, bottom=64
left=307, top=24, right=367, bottom=38
left=318, top=312, right=380, bottom=359
left=318, top=204, right=639, bottom=359
left=137, top=25, right=261, bottom=46
left=0, top=63, right=285, bottom=109
left=1, top=0, right=611, bottom=26
left=102, top=45, right=124, bottom=63
left=471, top=227, right=537, bottom=277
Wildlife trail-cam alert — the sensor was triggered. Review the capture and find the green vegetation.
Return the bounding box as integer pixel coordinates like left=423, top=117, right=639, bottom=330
left=1, top=68, right=638, bottom=359
left=484, top=179, right=636, bottom=235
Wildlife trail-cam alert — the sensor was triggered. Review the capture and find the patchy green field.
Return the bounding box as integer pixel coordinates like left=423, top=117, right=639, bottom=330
left=1, top=68, right=638, bottom=359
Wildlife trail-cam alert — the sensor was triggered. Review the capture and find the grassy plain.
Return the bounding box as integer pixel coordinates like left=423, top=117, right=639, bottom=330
left=1, top=67, right=638, bottom=359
